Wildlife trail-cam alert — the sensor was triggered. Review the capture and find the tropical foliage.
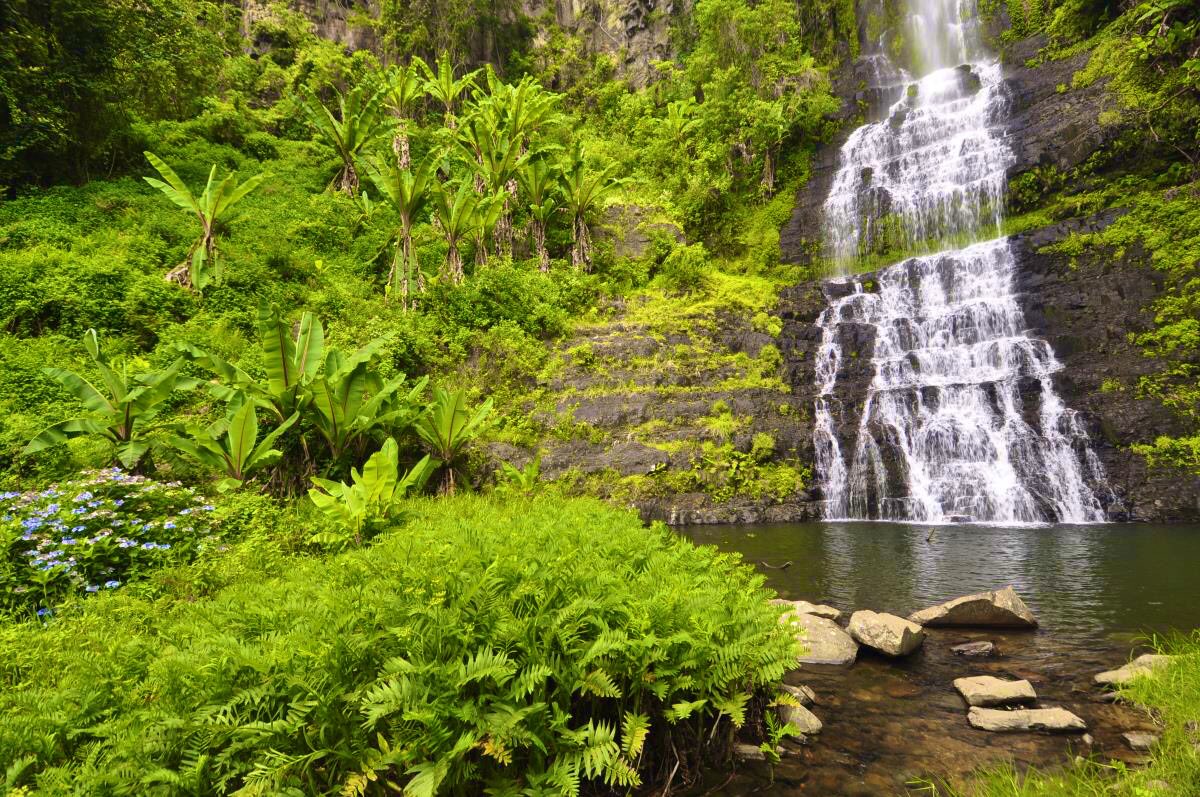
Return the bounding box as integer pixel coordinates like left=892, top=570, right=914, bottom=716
left=0, top=496, right=798, bottom=793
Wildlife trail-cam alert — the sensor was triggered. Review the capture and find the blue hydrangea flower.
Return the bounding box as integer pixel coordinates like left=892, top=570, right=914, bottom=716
left=104, top=580, right=120, bottom=589
left=36, top=607, right=51, bottom=617
left=163, top=521, right=176, bottom=529
left=74, top=492, right=93, bottom=502
left=61, top=538, right=76, bottom=545
left=85, top=585, right=100, bottom=593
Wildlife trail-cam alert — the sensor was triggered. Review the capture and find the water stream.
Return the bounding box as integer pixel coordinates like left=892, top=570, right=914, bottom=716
left=811, top=0, right=1109, bottom=523
left=685, top=521, right=1200, bottom=794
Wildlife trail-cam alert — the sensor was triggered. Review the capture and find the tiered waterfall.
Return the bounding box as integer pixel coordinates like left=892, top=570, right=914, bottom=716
left=811, top=0, right=1110, bottom=524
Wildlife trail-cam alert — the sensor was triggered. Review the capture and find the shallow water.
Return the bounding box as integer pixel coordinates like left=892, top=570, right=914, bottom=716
left=683, top=521, right=1200, bottom=795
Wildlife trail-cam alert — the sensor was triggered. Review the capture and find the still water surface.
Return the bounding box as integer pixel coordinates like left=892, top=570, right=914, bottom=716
left=682, top=522, right=1200, bottom=795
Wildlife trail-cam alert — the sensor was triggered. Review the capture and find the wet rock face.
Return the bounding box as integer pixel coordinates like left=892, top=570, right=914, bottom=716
left=1012, top=216, right=1200, bottom=522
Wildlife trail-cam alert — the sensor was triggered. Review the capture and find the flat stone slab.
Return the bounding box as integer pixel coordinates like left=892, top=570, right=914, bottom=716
left=910, top=586, right=1038, bottom=628
left=954, top=676, right=1037, bottom=707
left=1095, top=654, right=1173, bottom=686
left=967, top=707, right=1087, bottom=733
left=786, top=613, right=858, bottom=666
left=951, top=641, right=997, bottom=657
left=771, top=598, right=842, bottom=621
left=848, top=610, right=926, bottom=656
left=778, top=703, right=823, bottom=734
left=1123, top=731, right=1159, bottom=751
left=782, top=683, right=816, bottom=706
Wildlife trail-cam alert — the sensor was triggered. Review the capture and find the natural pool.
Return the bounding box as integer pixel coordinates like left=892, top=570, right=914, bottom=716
left=683, top=522, right=1200, bottom=795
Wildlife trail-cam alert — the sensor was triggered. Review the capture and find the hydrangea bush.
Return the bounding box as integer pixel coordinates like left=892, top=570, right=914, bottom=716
left=0, top=469, right=217, bottom=613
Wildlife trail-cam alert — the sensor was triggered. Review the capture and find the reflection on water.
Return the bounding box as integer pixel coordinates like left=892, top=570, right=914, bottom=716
left=681, top=522, right=1200, bottom=795
left=687, top=522, right=1200, bottom=643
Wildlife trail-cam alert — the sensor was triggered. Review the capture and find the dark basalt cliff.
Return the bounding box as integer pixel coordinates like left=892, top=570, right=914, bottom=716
left=774, top=34, right=1200, bottom=523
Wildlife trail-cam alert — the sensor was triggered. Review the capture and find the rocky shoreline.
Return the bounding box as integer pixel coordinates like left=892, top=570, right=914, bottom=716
left=733, top=585, right=1179, bottom=790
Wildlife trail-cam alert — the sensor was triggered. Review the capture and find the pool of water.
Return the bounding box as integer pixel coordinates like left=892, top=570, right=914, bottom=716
left=682, top=521, right=1200, bottom=795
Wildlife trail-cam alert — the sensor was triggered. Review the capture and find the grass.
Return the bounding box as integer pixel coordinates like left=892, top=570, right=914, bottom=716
left=915, top=633, right=1200, bottom=796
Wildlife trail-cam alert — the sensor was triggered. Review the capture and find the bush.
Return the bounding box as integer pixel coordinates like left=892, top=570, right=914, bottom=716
left=0, top=494, right=797, bottom=793
left=656, top=242, right=711, bottom=294
left=0, top=469, right=217, bottom=614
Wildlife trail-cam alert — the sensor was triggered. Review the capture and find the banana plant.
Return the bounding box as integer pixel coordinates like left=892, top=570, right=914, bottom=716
left=431, top=181, right=480, bottom=284
left=562, top=143, right=623, bottom=271
left=415, top=387, right=494, bottom=495
left=24, top=329, right=198, bottom=469
left=366, top=152, right=438, bottom=308
left=298, top=84, right=388, bottom=195
left=519, top=156, right=563, bottom=272
left=169, top=403, right=299, bottom=491
left=418, top=51, right=480, bottom=126
left=469, top=191, right=507, bottom=267
left=143, top=151, right=265, bottom=291
left=179, top=304, right=324, bottom=422
left=383, top=59, right=428, bottom=168
left=310, top=340, right=429, bottom=465
left=308, top=438, right=435, bottom=547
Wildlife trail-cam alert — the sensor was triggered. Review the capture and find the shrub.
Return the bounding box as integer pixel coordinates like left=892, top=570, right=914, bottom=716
left=656, top=242, right=711, bottom=294
left=0, top=495, right=797, bottom=793
left=0, top=469, right=217, bottom=614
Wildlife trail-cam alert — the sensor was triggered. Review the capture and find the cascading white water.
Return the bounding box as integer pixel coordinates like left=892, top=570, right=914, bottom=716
left=812, top=0, right=1110, bottom=524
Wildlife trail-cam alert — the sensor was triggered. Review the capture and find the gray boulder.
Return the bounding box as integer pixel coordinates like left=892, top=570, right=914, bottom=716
left=951, top=641, right=997, bottom=657
left=1094, top=654, right=1173, bottom=686
left=771, top=598, right=842, bottom=621
left=909, top=586, right=1038, bottom=628
left=785, top=612, right=858, bottom=666
left=953, top=676, right=1037, bottom=707
left=778, top=703, right=823, bottom=734
left=781, top=683, right=816, bottom=706
left=967, top=707, right=1086, bottom=733
left=848, top=610, right=926, bottom=656
left=1123, top=731, right=1159, bottom=751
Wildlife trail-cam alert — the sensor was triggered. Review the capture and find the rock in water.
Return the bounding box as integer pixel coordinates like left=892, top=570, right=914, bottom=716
left=1094, top=654, right=1173, bottom=686
left=785, top=613, right=858, bottom=665
left=771, top=598, right=842, bottom=621
left=967, top=707, right=1087, bottom=733
left=781, top=683, right=817, bottom=706
left=1123, top=731, right=1158, bottom=751
left=848, top=610, right=926, bottom=656
left=951, top=641, right=997, bottom=656
left=778, top=703, right=823, bottom=734
left=909, top=586, right=1038, bottom=628
left=953, top=676, right=1037, bottom=706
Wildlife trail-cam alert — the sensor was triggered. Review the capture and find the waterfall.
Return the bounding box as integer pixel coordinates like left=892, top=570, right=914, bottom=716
left=811, top=0, right=1110, bottom=524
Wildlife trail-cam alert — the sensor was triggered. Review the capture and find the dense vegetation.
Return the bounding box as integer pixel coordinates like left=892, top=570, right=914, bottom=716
left=996, top=0, right=1200, bottom=473
left=1, top=0, right=1198, bottom=792
left=0, top=495, right=799, bottom=793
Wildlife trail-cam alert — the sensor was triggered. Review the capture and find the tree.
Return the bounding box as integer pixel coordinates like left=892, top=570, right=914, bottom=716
left=561, top=145, right=622, bottom=271
left=24, top=329, right=198, bottom=469
left=143, top=151, right=265, bottom=291
left=382, top=59, right=428, bottom=168
left=366, top=153, right=439, bottom=308
left=519, top=156, right=563, bottom=272
left=431, top=181, right=480, bottom=283
left=415, top=388, right=493, bottom=495
left=418, top=52, right=479, bottom=126
left=298, top=84, right=388, bottom=195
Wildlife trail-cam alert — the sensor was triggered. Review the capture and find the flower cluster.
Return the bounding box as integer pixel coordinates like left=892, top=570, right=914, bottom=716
left=1, top=469, right=218, bottom=614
